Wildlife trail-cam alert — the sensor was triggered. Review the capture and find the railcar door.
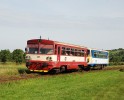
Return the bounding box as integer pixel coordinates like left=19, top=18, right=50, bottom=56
left=57, top=45, right=61, bottom=67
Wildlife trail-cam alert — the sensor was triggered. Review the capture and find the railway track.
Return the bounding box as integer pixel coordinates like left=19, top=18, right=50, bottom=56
left=0, top=66, right=124, bottom=83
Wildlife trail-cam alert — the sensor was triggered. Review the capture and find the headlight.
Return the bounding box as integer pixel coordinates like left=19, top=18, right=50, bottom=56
left=46, top=57, right=52, bottom=61
left=25, top=56, right=31, bottom=60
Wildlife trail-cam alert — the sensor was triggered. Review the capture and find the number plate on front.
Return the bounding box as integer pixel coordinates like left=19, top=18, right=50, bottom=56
left=37, top=56, right=40, bottom=58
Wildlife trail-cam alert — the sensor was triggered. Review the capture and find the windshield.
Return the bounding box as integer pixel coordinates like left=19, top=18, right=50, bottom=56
left=27, top=44, right=53, bottom=54
left=27, top=44, right=38, bottom=54
left=28, top=48, right=38, bottom=54
left=40, top=44, right=53, bottom=54
left=91, top=50, right=108, bottom=58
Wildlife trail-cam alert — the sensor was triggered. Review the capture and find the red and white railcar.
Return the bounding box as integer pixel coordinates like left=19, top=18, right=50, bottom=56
left=25, top=38, right=88, bottom=73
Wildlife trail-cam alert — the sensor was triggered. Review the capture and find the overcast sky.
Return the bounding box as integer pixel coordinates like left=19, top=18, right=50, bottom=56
left=0, top=0, right=124, bottom=51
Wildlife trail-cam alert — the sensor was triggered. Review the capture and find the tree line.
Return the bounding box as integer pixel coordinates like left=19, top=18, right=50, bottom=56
left=0, top=49, right=25, bottom=64
left=0, top=48, right=124, bottom=65
left=109, top=48, right=124, bottom=65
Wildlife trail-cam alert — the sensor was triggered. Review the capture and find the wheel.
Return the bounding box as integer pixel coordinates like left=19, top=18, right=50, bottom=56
left=78, top=65, right=83, bottom=72
left=99, top=65, right=104, bottom=70
left=60, top=66, right=66, bottom=73
left=84, top=66, right=90, bottom=71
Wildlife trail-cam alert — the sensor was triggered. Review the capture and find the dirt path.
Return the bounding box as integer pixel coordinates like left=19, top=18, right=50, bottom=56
left=0, top=74, right=41, bottom=83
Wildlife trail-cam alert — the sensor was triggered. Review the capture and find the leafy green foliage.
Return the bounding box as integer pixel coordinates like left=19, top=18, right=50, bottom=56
left=12, top=49, right=25, bottom=64
left=109, top=48, right=124, bottom=65
left=0, top=49, right=11, bottom=63
left=0, top=49, right=25, bottom=64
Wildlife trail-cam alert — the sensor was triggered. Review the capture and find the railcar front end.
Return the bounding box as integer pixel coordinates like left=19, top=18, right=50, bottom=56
left=25, top=39, right=56, bottom=72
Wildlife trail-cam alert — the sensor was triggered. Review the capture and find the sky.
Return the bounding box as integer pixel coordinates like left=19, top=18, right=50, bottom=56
left=0, top=0, right=124, bottom=51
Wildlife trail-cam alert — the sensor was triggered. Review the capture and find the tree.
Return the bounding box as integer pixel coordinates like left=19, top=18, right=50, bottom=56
left=12, top=49, right=24, bottom=64
left=109, top=48, right=124, bottom=65
left=122, top=56, right=124, bottom=62
left=0, top=49, right=11, bottom=63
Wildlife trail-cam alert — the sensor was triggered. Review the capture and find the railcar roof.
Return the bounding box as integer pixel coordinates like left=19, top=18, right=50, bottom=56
left=27, top=39, right=87, bottom=49
left=88, top=48, right=109, bottom=52
left=54, top=41, right=87, bottom=48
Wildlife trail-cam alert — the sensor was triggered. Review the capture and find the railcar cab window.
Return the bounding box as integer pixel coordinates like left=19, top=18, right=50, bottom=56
left=29, top=48, right=38, bottom=54
left=27, top=44, right=53, bottom=54
left=94, top=51, right=97, bottom=57
left=40, top=44, right=53, bottom=54
left=92, top=50, right=108, bottom=59
left=27, top=44, right=38, bottom=54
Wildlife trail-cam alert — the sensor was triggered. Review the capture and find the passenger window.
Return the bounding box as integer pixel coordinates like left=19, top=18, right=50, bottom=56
left=75, top=49, right=77, bottom=56
left=66, top=48, right=70, bottom=55
left=81, top=50, right=84, bottom=56
left=62, top=47, right=65, bottom=55
left=71, top=49, right=74, bottom=56
left=62, top=47, right=70, bottom=55
left=77, top=50, right=81, bottom=56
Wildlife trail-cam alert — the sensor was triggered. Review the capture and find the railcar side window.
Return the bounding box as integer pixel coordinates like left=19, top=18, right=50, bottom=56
left=66, top=48, right=71, bottom=55
left=75, top=49, right=77, bottom=56
left=75, top=49, right=84, bottom=56
left=61, top=47, right=85, bottom=57
left=62, top=47, right=71, bottom=55
left=71, top=49, right=75, bottom=56
left=81, top=50, right=84, bottom=56
left=62, top=47, right=66, bottom=55
left=77, top=50, right=81, bottom=56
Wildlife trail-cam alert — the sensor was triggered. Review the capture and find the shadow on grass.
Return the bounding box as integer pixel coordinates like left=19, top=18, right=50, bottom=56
left=119, top=69, right=124, bottom=72
left=18, top=68, right=49, bottom=75
left=18, top=68, right=31, bottom=74
left=17, top=67, right=104, bottom=76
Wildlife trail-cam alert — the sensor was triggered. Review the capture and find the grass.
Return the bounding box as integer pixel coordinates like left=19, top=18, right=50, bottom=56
left=0, top=62, right=123, bottom=76
left=0, top=63, right=27, bottom=76
left=0, top=70, right=124, bottom=100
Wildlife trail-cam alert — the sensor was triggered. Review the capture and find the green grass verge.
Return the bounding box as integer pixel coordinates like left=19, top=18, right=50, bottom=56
left=0, top=63, right=27, bottom=76
left=0, top=70, right=124, bottom=100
